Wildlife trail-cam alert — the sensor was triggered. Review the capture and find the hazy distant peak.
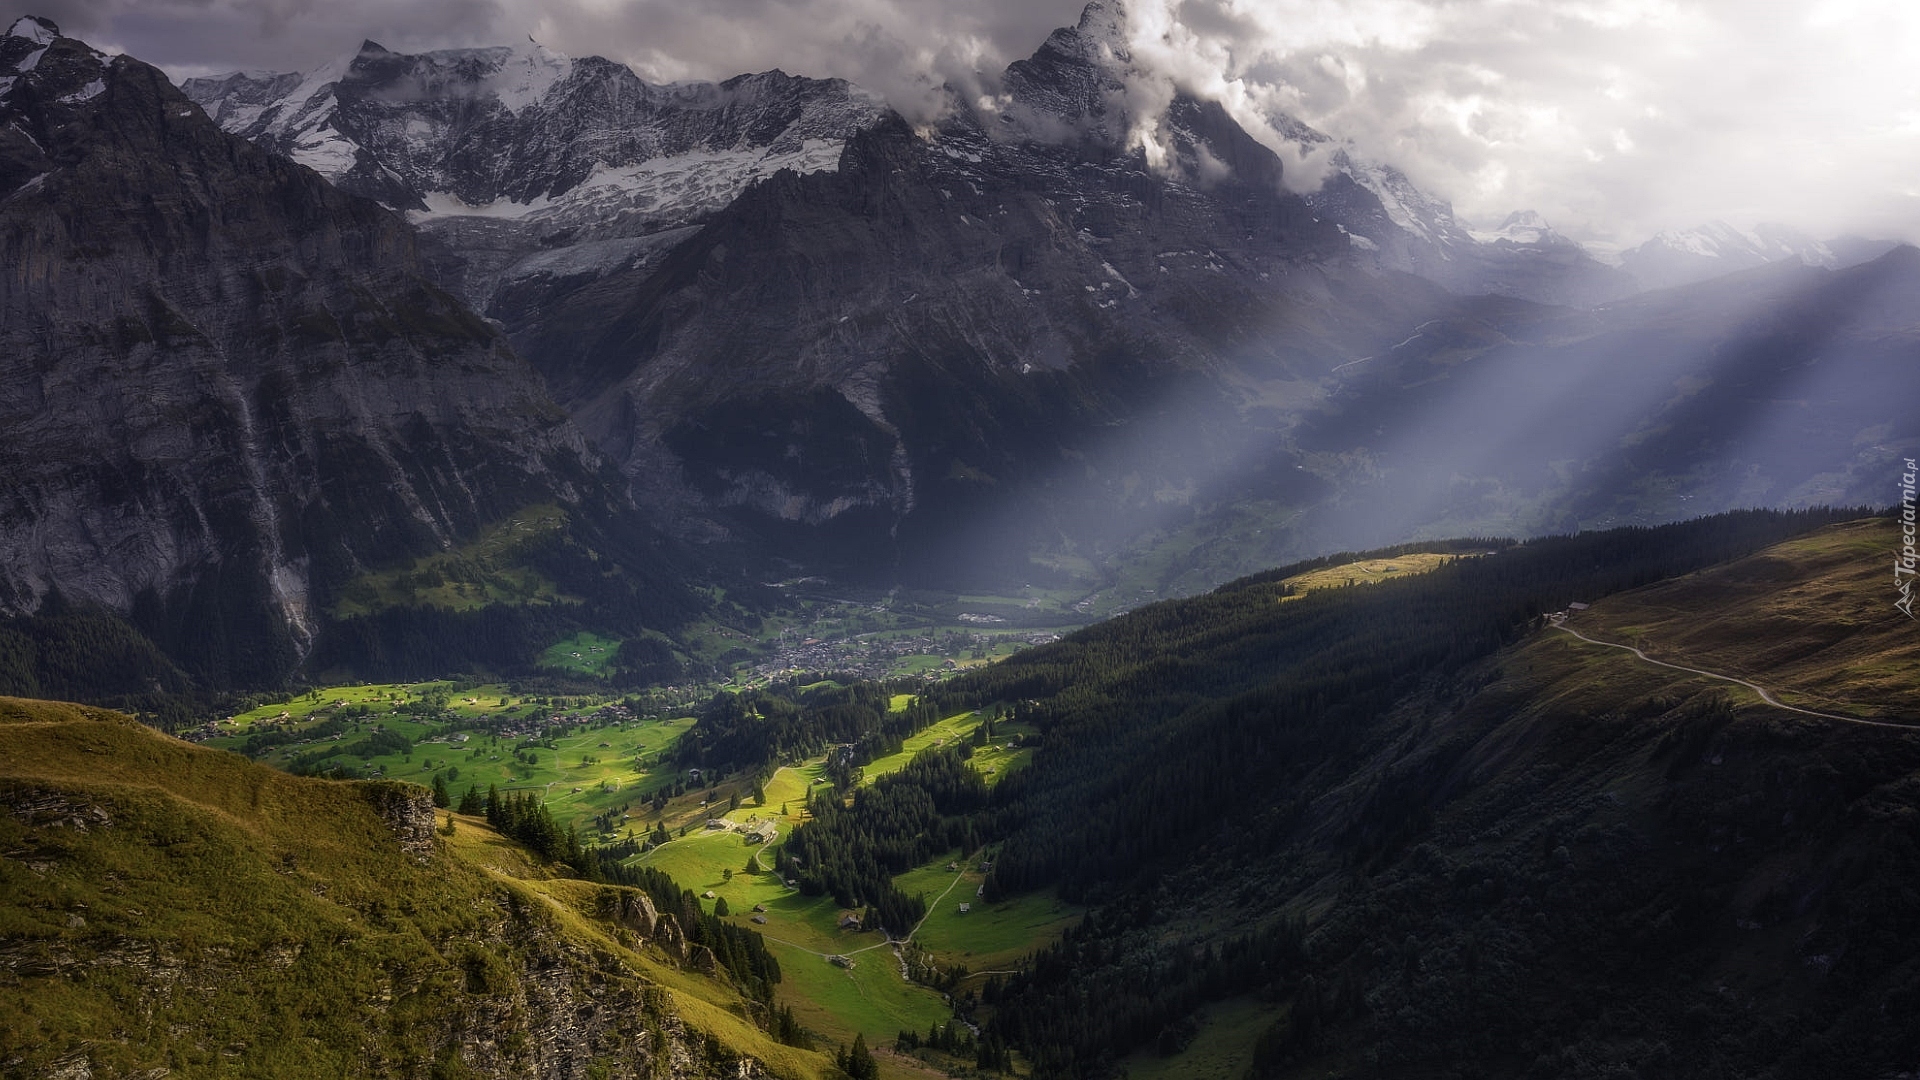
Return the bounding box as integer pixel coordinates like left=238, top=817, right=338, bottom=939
left=1615, top=219, right=1853, bottom=290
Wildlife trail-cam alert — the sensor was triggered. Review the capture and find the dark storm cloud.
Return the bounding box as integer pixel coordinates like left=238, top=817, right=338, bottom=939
left=8, top=0, right=1916, bottom=244
left=20, top=0, right=509, bottom=75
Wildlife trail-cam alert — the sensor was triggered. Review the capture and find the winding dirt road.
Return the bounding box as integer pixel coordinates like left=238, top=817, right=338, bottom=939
left=1552, top=623, right=1913, bottom=730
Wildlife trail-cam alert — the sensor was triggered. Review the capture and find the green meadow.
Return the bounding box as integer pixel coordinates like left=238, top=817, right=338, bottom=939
left=620, top=703, right=1081, bottom=1061
left=206, top=681, right=697, bottom=843
left=1119, top=996, right=1275, bottom=1080
left=211, top=680, right=1081, bottom=1067
left=539, top=631, right=623, bottom=676
left=329, top=504, right=573, bottom=617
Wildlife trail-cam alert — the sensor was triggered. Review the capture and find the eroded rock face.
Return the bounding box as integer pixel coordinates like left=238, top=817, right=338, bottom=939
left=361, top=782, right=436, bottom=862
left=0, top=18, right=609, bottom=686
left=4, top=788, right=112, bottom=832
left=181, top=40, right=890, bottom=311
left=602, top=886, right=660, bottom=937
left=653, top=913, right=689, bottom=961
left=686, top=943, right=718, bottom=975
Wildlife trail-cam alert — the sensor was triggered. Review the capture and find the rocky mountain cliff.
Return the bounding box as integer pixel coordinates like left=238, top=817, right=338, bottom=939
left=9, top=0, right=1914, bottom=642
left=1267, top=115, right=1634, bottom=307
left=493, top=6, right=1455, bottom=579
left=176, top=2, right=1920, bottom=592
left=0, top=17, right=669, bottom=687
left=182, top=40, right=889, bottom=311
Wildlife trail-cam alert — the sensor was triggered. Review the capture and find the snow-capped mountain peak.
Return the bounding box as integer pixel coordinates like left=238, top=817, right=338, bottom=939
left=182, top=39, right=889, bottom=308
left=2, top=15, right=64, bottom=98
left=1617, top=220, right=1843, bottom=290
left=6, top=14, right=57, bottom=47
left=1468, top=209, right=1578, bottom=248
left=342, top=37, right=568, bottom=116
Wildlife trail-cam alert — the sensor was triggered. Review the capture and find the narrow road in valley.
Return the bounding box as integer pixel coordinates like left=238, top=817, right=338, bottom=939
left=757, top=863, right=969, bottom=973
left=865, top=860, right=977, bottom=984
left=1552, top=623, right=1913, bottom=730
left=1331, top=320, right=1442, bottom=373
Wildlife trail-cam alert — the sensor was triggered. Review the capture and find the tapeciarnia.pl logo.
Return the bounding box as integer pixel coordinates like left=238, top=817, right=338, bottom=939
left=1900, top=458, right=1918, bottom=620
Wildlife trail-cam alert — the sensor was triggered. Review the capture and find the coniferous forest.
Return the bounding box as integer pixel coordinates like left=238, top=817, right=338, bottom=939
left=748, top=507, right=1917, bottom=1078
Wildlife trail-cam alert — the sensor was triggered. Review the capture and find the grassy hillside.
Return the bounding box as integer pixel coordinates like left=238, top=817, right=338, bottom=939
left=330, top=504, right=577, bottom=618
left=0, top=698, right=838, bottom=1079
left=1573, top=516, right=1920, bottom=716
left=887, top=511, right=1920, bottom=1079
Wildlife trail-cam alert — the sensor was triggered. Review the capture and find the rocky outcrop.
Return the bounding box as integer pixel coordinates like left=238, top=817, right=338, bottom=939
left=3, top=787, right=111, bottom=832
left=0, top=17, right=622, bottom=686
left=653, top=913, right=689, bottom=962
left=361, top=781, right=437, bottom=862
left=685, top=943, right=719, bottom=975
left=601, top=885, right=660, bottom=937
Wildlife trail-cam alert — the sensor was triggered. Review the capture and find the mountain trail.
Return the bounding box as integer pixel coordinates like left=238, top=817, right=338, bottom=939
left=1552, top=622, right=1913, bottom=730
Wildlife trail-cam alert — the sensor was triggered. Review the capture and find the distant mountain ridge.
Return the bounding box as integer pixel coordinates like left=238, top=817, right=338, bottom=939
left=182, top=40, right=889, bottom=310
left=1612, top=219, right=1897, bottom=290
left=172, top=2, right=1920, bottom=594
left=5, top=5, right=1918, bottom=698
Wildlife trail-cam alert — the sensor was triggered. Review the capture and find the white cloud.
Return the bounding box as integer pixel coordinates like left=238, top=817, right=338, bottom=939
left=25, top=0, right=1920, bottom=244
left=1117, top=0, right=1920, bottom=243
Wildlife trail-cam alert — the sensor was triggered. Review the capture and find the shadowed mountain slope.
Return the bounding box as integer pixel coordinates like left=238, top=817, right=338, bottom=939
left=0, top=17, right=701, bottom=689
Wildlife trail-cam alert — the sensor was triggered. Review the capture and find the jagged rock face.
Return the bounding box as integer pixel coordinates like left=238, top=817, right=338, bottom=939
left=500, top=61, right=1463, bottom=577
left=1265, top=113, right=1634, bottom=305
left=0, top=18, right=606, bottom=685
left=183, top=42, right=889, bottom=309
left=155, top=1, right=1917, bottom=591
left=499, top=2, right=1920, bottom=579
left=363, top=782, right=437, bottom=862
left=604, top=886, right=660, bottom=937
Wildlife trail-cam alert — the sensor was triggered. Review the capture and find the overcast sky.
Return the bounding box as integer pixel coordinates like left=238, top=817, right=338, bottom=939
left=15, top=0, right=1920, bottom=245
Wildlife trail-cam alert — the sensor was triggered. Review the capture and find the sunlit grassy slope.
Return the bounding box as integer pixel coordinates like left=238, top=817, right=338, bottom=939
left=0, top=699, right=840, bottom=1079
left=1573, top=516, right=1920, bottom=717
left=330, top=503, right=574, bottom=617
left=627, top=706, right=1079, bottom=1072
left=1276, top=551, right=1459, bottom=599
